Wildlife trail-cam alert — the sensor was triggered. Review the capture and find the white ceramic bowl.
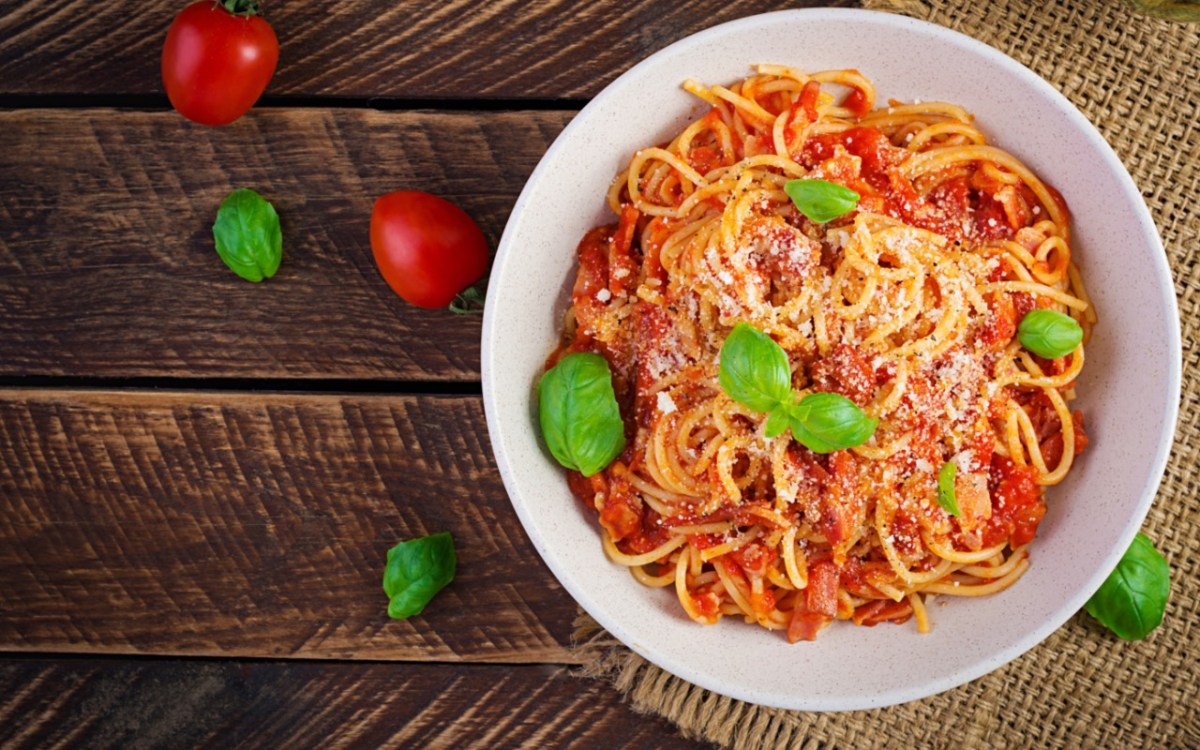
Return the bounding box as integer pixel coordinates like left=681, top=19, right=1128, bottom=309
left=482, top=8, right=1180, bottom=710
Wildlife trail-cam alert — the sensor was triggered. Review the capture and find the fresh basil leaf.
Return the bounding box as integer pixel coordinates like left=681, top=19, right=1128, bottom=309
left=764, top=408, right=790, bottom=438
left=937, top=460, right=961, bottom=517
left=784, top=179, right=860, bottom=223
left=719, top=323, right=792, bottom=412
left=1085, top=532, right=1170, bottom=640
left=1017, top=308, right=1083, bottom=359
left=788, top=392, right=877, bottom=453
left=383, top=532, right=457, bottom=619
left=538, top=352, right=626, bottom=477
left=212, top=188, right=282, bottom=282
left=787, top=413, right=839, bottom=454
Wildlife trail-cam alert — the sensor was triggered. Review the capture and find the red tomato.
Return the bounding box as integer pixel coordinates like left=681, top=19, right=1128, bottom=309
left=370, top=191, right=490, bottom=308
left=162, top=1, right=279, bottom=126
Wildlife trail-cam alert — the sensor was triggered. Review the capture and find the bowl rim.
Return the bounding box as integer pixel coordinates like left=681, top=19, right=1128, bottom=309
left=481, top=6, right=1182, bottom=710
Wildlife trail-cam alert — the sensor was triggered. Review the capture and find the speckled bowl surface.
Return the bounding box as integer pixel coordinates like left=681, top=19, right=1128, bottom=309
left=481, top=8, right=1180, bottom=711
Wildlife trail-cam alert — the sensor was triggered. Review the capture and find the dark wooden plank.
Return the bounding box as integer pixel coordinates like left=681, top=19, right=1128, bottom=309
left=0, top=390, right=579, bottom=662
left=0, top=108, right=570, bottom=380
left=0, top=658, right=708, bottom=749
left=0, top=0, right=854, bottom=100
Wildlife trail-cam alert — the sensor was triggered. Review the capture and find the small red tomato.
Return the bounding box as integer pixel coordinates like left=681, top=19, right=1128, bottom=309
left=162, top=1, right=280, bottom=126
left=370, top=191, right=490, bottom=309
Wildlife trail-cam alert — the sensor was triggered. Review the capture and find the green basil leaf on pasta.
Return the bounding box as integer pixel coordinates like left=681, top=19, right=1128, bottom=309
left=764, top=408, right=791, bottom=439
left=1085, top=532, right=1170, bottom=640
left=382, top=532, right=457, bottom=619
left=719, top=323, right=792, bottom=412
left=1017, top=308, right=1082, bottom=359
left=212, top=188, right=282, bottom=282
left=538, top=352, right=626, bottom=477
left=787, top=415, right=839, bottom=454
left=784, top=179, right=860, bottom=224
left=937, top=460, right=961, bottom=517
left=788, top=392, right=876, bottom=453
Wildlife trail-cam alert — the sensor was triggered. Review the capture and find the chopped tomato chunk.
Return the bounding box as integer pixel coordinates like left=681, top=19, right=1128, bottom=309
left=983, top=456, right=1044, bottom=548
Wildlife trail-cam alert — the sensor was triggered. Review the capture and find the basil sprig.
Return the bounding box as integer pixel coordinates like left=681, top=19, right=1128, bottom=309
left=1017, top=309, right=1082, bottom=359
left=538, top=352, right=626, bottom=477
left=383, top=532, right=457, bottom=619
left=784, top=179, right=860, bottom=223
left=212, top=188, right=283, bottom=282
left=1085, top=532, right=1170, bottom=640
left=937, top=460, right=961, bottom=517
left=718, top=322, right=876, bottom=453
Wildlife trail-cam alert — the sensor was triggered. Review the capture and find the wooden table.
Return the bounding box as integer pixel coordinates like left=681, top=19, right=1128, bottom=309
left=0, top=0, right=863, bottom=746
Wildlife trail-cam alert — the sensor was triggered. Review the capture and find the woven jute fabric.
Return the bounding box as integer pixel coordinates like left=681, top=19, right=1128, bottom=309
left=572, top=1, right=1200, bottom=747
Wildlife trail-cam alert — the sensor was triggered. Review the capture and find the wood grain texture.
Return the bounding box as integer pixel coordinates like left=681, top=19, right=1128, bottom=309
left=0, top=0, right=855, bottom=100
left=0, top=389, right=582, bottom=662
left=0, top=108, right=570, bottom=380
left=0, top=658, right=708, bottom=749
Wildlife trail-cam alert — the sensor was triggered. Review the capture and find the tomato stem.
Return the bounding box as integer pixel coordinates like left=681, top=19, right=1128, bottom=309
left=213, top=0, right=263, bottom=17
left=449, top=283, right=487, bottom=316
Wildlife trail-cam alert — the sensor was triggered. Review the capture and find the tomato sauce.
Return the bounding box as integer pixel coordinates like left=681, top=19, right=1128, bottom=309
left=798, top=125, right=1044, bottom=242
left=809, top=344, right=875, bottom=406
left=552, top=80, right=1090, bottom=642
left=983, top=456, right=1044, bottom=548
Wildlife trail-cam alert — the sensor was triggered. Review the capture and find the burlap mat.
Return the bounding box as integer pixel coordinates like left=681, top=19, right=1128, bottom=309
left=571, top=2, right=1200, bottom=747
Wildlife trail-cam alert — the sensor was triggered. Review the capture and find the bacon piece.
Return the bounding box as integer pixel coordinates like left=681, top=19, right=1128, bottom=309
left=853, top=599, right=914, bottom=627
left=787, top=560, right=839, bottom=642
left=787, top=613, right=826, bottom=642
left=806, top=561, right=840, bottom=617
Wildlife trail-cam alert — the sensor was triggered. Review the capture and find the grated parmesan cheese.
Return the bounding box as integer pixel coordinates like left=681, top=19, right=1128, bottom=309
left=952, top=450, right=975, bottom=473
left=657, top=391, right=678, bottom=414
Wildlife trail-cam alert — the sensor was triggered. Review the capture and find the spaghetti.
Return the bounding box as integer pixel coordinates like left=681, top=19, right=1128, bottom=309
left=549, top=67, right=1093, bottom=641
